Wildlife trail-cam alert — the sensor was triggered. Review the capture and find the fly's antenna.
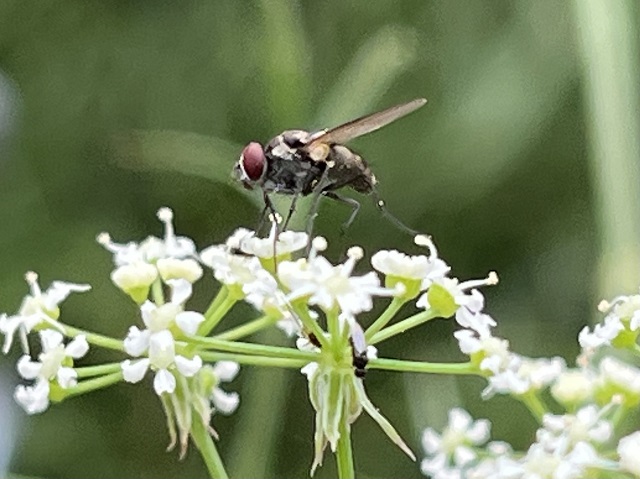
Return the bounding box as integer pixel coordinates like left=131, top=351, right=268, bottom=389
left=371, top=188, right=419, bottom=237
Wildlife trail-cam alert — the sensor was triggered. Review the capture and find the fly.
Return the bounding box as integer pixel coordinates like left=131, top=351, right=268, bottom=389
left=233, top=98, right=427, bottom=237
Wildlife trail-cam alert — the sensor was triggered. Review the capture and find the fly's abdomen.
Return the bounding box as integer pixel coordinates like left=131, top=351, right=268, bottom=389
left=325, top=145, right=375, bottom=194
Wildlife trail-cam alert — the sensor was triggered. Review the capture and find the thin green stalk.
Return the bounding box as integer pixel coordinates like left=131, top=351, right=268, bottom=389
left=204, top=286, right=229, bottom=319
left=519, top=391, right=547, bottom=423
left=199, top=351, right=309, bottom=369
left=336, top=419, right=355, bottom=479
left=368, top=358, right=478, bottom=375
left=191, top=414, right=229, bottom=479
left=191, top=337, right=318, bottom=361
left=151, top=279, right=165, bottom=305
left=63, top=325, right=124, bottom=352
left=65, top=371, right=123, bottom=398
left=213, top=315, right=278, bottom=341
left=75, top=363, right=122, bottom=378
left=198, top=296, right=237, bottom=336
left=365, top=297, right=406, bottom=341
left=369, top=309, right=439, bottom=345
left=293, top=304, right=330, bottom=349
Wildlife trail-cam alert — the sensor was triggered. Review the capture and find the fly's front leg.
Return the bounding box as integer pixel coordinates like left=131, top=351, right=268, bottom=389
left=282, top=194, right=299, bottom=231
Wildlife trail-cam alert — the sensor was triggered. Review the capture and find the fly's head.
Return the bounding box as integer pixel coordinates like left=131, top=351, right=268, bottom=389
left=234, top=141, right=267, bottom=190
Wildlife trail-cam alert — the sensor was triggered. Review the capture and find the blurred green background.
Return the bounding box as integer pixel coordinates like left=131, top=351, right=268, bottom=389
left=1, top=1, right=639, bottom=478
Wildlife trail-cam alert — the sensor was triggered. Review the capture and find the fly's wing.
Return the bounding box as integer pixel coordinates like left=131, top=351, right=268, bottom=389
left=302, top=98, right=427, bottom=161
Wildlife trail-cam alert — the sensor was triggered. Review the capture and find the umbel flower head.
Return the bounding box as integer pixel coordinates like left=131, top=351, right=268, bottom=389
left=0, top=272, right=90, bottom=354
left=15, top=329, right=89, bottom=414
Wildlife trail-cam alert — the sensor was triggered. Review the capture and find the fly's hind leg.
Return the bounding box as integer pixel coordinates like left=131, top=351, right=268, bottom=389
left=323, top=191, right=361, bottom=235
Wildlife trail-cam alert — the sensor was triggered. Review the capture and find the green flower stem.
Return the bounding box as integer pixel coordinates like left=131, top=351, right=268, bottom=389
left=151, top=279, right=165, bottom=305
left=204, top=286, right=229, bottom=318
left=75, top=363, right=122, bottom=378
left=63, top=324, right=124, bottom=352
left=365, top=297, right=406, bottom=342
left=368, top=358, right=478, bottom=375
left=518, top=391, right=547, bottom=423
left=213, top=315, right=278, bottom=341
left=199, top=351, right=310, bottom=369
left=190, top=413, right=229, bottom=479
left=611, top=402, right=629, bottom=431
left=65, top=371, right=123, bottom=398
left=198, top=295, right=237, bottom=336
left=190, top=337, right=318, bottom=361
left=293, top=304, right=330, bottom=349
left=327, top=309, right=340, bottom=346
left=369, top=309, right=439, bottom=345
left=336, top=419, right=355, bottom=479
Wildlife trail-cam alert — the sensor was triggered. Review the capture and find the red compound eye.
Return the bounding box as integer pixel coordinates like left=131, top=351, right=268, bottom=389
left=240, top=142, right=266, bottom=181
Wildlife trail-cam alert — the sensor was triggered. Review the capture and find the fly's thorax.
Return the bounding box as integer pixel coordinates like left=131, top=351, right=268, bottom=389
left=265, top=130, right=310, bottom=162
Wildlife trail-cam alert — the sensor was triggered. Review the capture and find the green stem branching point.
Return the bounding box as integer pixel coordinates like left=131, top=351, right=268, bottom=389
left=199, top=351, right=309, bottom=369
left=75, top=363, right=122, bottom=378
left=365, top=297, right=406, bottom=341
left=336, top=419, right=355, bottom=479
left=368, top=358, right=478, bottom=376
left=65, top=371, right=123, bottom=398
left=213, top=315, right=278, bottom=341
left=369, top=309, right=439, bottom=345
left=63, top=325, right=124, bottom=352
left=190, top=337, right=318, bottom=361
left=191, top=414, right=229, bottom=479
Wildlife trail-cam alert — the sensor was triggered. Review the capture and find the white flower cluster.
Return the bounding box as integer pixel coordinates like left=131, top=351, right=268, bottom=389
left=421, top=287, right=640, bottom=478
left=0, top=273, right=90, bottom=414
left=421, top=404, right=640, bottom=479
left=98, top=209, right=241, bottom=410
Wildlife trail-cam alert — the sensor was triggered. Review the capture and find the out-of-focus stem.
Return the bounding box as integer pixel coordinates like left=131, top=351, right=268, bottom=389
left=574, top=0, right=640, bottom=298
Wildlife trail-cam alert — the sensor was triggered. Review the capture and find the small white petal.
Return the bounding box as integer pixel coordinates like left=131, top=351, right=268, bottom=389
left=123, top=326, right=150, bottom=357
left=153, top=369, right=176, bottom=395
left=166, top=278, right=193, bottom=305
left=17, top=355, right=42, bottom=380
left=121, top=358, right=150, bottom=383
left=148, top=330, right=176, bottom=370
left=39, top=329, right=64, bottom=352
left=44, top=282, right=91, bottom=310
left=14, top=380, right=50, bottom=414
left=56, top=367, right=78, bottom=388
left=175, top=311, right=205, bottom=336
left=301, top=362, right=319, bottom=378
left=212, top=361, right=240, bottom=382
left=65, top=335, right=89, bottom=359
left=174, top=355, right=203, bottom=377
left=157, top=258, right=203, bottom=283
left=111, top=263, right=157, bottom=291
left=211, top=388, right=240, bottom=414
left=619, top=431, right=640, bottom=476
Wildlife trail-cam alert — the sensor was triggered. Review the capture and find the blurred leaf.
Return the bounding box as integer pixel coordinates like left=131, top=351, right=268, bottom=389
left=110, top=129, right=258, bottom=207
left=314, top=25, right=419, bottom=127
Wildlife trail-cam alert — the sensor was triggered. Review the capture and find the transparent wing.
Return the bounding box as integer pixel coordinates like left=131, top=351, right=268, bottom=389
left=303, top=98, right=427, bottom=152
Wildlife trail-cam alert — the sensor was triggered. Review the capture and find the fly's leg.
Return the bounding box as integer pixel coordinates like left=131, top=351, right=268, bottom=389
left=282, top=194, right=299, bottom=231
left=323, top=191, right=361, bottom=235
left=371, top=189, right=419, bottom=237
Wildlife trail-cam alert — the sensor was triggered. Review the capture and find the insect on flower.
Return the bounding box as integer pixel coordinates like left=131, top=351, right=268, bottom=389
left=233, top=98, right=427, bottom=237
